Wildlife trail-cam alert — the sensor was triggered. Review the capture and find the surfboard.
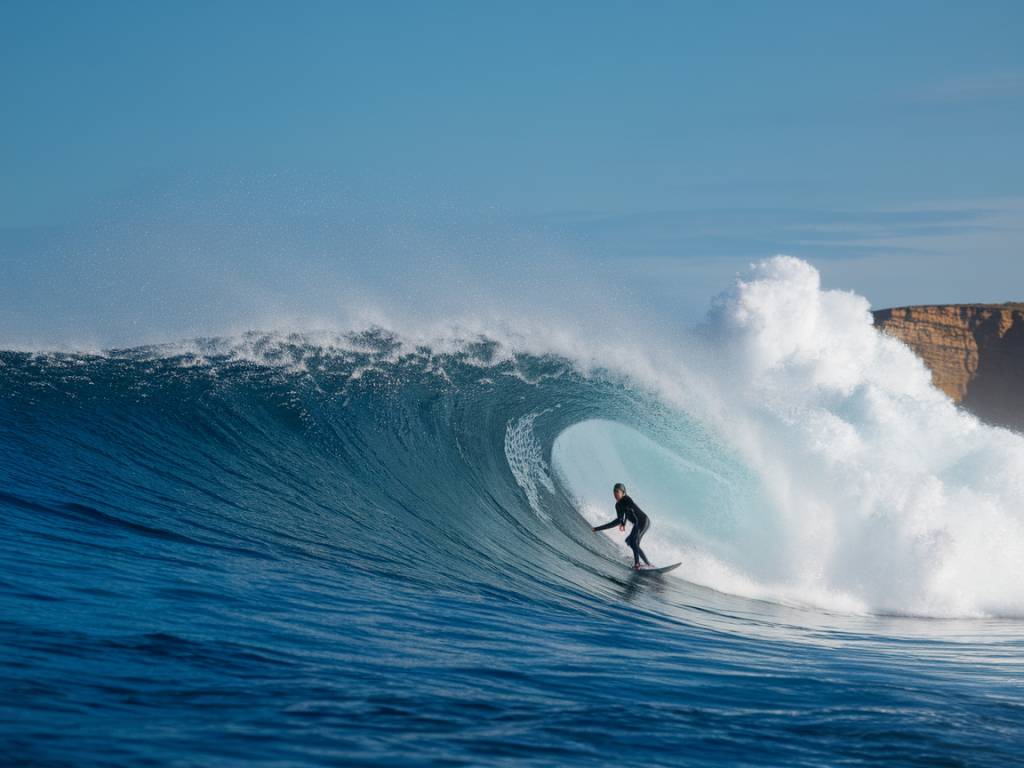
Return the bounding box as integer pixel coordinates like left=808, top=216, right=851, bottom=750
left=632, top=562, right=681, bottom=575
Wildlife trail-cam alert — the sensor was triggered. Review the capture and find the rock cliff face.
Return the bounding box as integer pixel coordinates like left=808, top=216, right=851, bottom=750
left=873, top=304, right=1024, bottom=431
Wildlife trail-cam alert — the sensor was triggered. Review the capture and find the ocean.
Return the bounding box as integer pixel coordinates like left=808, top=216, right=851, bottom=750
left=2, top=257, right=1022, bottom=766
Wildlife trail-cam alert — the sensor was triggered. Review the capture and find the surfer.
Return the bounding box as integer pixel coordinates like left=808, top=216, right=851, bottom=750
left=592, top=483, right=652, bottom=570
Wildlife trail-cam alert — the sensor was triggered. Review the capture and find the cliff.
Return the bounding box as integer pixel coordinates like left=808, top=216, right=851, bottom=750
left=873, top=304, right=1024, bottom=431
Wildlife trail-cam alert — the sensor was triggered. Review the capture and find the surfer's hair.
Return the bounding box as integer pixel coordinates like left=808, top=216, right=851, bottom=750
left=613, top=483, right=626, bottom=495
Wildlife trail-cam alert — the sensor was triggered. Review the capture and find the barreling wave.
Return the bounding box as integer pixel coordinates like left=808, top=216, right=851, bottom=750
left=3, top=257, right=1024, bottom=621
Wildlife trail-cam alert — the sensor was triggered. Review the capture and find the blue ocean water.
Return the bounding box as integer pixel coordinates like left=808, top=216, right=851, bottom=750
left=1, top=329, right=1022, bottom=767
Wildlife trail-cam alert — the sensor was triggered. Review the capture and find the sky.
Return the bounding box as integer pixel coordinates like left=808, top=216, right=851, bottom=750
left=2, top=1, right=1023, bottom=348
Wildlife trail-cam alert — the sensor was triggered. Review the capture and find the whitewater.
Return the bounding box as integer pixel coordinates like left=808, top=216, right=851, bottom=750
left=2, top=257, right=1022, bottom=766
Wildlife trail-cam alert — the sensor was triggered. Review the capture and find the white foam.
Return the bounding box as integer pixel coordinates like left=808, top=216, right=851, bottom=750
left=504, top=411, right=556, bottom=520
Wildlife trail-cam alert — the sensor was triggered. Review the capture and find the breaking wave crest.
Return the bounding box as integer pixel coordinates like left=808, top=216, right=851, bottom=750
left=3, top=257, right=1023, bottom=620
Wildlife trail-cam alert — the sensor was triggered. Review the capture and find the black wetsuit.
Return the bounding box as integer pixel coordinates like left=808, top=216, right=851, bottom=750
left=595, top=495, right=651, bottom=567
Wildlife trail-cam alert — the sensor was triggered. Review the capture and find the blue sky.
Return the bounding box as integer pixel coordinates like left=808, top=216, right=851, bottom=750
left=2, top=1, right=1023, bottom=346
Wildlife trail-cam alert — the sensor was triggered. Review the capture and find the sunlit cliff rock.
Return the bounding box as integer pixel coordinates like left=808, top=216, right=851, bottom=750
left=874, top=304, right=1024, bottom=432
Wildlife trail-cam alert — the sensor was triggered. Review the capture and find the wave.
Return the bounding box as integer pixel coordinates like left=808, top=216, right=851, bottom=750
left=2, top=257, right=1023, bottom=619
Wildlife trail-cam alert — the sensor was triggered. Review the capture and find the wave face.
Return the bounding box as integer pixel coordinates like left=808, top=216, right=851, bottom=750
left=2, top=258, right=1023, bottom=765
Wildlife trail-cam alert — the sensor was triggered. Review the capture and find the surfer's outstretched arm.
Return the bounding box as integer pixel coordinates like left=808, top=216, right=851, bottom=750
left=592, top=508, right=625, bottom=532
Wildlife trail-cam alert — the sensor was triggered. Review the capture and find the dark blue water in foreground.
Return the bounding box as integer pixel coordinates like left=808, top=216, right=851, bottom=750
left=1, top=333, right=1022, bottom=766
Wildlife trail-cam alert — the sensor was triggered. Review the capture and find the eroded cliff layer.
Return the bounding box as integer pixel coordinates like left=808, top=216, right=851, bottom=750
left=873, top=304, right=1024, bottom=431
